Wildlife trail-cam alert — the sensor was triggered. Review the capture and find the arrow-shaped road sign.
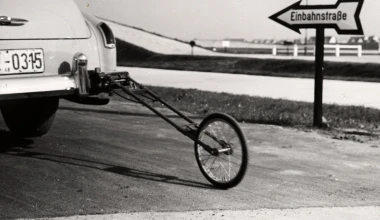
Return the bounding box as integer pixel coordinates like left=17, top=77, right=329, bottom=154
left=269, top=0, right=364, bottom=35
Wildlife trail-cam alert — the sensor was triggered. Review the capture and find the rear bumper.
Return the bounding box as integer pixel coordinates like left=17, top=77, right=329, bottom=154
left=0, top=89, right=75, bottom=102
left=0, top=75, right=77, bottom=101
left=0, top=53, right=118, bottom=105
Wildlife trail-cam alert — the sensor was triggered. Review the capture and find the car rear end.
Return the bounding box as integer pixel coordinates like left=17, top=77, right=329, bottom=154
left=0, top=0, right=116, bottom=136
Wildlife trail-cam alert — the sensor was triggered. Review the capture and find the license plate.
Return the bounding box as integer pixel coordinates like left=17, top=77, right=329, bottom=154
left=0, top=49, right=45, bottom=74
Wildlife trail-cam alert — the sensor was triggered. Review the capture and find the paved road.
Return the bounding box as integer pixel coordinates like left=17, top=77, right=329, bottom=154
left=21, top=207, right=380, bottom=220
left=1, top=100, right=379, bottom=219
left=118, top=67, right=380, bottom=109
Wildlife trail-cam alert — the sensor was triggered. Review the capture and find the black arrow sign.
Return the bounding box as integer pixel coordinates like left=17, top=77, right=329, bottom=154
left=269, top=0, right=364, bottom=35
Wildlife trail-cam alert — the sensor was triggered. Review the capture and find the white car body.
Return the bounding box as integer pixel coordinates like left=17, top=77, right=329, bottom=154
left=0, top=0, right=117, bottom=136
left=0, top=0, right=116, bottom=100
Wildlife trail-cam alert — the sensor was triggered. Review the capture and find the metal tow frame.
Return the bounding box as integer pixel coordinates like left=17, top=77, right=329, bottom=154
left=103, top=72, right=220, bottom=156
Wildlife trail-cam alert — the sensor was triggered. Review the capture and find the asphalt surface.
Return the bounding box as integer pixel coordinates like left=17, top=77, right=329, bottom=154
left=1, top=100, right=380, bottom=219
left=21, top=207, right=380, bottom=220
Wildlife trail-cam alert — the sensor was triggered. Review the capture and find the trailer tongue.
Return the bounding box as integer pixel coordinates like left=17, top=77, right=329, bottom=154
left=70, top=54, right=249, bottom=189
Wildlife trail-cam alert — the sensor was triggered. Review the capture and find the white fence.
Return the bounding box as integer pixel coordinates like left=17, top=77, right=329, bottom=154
left=272, top=44, right=362, bottom=57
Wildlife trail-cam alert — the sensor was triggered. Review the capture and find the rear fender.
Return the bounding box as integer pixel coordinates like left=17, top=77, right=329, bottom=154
left=82, top=13, right=116, bottom=72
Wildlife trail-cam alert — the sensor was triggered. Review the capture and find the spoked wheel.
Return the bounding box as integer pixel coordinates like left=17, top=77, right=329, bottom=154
left=195, top=113, right=248, bottom=189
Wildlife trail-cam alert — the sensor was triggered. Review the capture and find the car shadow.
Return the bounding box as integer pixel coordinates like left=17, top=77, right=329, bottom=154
left=1, top=137, right=217, bottom=190
left=0, top=129, right=35, bottom=152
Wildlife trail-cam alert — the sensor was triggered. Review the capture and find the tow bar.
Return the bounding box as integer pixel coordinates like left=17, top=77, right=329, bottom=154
left=70, top=55, right=249, bottom=188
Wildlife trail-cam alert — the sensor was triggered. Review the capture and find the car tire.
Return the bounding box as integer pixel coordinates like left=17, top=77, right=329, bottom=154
left=1, top=98, right=59, bottom=137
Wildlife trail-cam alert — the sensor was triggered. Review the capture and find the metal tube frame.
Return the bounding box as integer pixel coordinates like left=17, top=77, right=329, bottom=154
left=104, top=72, right=219, bottom=156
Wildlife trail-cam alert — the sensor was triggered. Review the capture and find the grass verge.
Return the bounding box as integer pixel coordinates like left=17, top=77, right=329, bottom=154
left=116, top=38, right=380, bottom=82
left=112, top=86, right=380, bottom=132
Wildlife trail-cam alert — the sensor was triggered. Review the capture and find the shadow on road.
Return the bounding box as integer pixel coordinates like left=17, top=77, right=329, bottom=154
left=0, top=129, right=34, bottom=152
left=59, top=106, right=203, bottom=120
left=1, top=140, right=216, bottom=190
left=60, top=106, right=160, bottom=118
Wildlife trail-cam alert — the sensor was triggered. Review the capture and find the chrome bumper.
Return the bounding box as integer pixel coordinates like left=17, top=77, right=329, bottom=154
left=0, top=53, right=108, bottom=103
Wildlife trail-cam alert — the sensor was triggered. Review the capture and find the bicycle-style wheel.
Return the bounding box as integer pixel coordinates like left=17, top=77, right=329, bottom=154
left=194, top=113, right=248, bottom=189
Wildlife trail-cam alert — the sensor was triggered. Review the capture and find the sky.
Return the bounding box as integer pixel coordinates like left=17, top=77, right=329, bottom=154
left=74, top=0, right=380, bottom=41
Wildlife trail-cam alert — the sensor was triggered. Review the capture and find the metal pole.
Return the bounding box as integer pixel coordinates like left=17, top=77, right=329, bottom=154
left=313, top=28, right=325, bottom=127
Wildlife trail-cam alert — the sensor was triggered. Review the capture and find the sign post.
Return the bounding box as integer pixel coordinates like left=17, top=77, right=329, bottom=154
left=314, top=28, right=324, bottom=126
left=269, top=0, right=364, bottom=127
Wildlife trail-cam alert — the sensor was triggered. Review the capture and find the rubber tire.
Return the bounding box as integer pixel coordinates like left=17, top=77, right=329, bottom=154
left=194, top=113, right=249, bottom=189
left=1, top=98, right=59, bottom=137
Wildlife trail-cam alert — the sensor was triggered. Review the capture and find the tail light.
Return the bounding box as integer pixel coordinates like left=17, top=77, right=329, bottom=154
left=98, top=22, right=116, bottom=49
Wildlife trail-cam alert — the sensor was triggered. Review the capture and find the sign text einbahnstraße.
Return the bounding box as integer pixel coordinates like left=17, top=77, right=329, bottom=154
left=291, top=11, right=347, bottom=22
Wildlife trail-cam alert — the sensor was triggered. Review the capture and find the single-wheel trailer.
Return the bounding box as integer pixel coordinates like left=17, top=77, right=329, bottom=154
left=0, top=0, right=247, bottom=188
left=88, top=69, right=249, bottom=189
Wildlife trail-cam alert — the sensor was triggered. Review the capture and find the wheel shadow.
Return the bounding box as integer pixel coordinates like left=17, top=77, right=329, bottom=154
left=0, top=132, right=216, bottom=190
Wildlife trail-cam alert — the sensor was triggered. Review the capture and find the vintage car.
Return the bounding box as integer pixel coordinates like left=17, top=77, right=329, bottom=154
left=0, top=0, right=116, bottom=137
